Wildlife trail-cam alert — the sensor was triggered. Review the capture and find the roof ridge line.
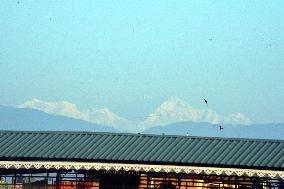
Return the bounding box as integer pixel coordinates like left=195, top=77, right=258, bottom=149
left=0, top=130, right=283, bottom=143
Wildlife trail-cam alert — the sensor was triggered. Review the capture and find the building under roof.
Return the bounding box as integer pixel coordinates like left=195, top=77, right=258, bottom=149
left=0, top=130, right=284, bottom=189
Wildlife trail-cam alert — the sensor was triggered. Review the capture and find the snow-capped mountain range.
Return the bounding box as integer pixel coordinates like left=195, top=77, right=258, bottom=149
left=19, top=98, right=251, bottom=132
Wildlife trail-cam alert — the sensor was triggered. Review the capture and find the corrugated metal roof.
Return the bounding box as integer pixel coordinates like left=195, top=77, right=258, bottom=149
left=0, top=130, right=283, bottom=170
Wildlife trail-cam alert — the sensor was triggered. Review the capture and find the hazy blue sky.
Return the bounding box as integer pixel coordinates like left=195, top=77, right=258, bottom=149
left=1, top=0, right=284, bottom=123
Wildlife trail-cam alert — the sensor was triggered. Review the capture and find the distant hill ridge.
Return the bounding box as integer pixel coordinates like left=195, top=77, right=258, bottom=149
left=143, top=121, right=284, bottom=140
left=0, top=105, right=283, bottom=140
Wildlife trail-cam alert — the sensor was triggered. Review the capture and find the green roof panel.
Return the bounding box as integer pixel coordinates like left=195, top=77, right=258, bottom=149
left=0, top=130, right=283, bottom=170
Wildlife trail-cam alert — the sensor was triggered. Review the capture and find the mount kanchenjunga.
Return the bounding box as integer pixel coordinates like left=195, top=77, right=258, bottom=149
left=18, top=98, right=250, bottom=132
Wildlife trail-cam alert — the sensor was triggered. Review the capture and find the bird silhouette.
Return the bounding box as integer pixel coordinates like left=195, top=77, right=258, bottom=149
left=219, top=125, right=224, bottom=131
left=203, top=98, right=208, bottom=106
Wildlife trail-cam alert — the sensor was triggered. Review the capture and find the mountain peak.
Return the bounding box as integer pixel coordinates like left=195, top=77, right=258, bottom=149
left=18, top=99, right=139, bottom=132
left=158, top=98, right=197, bottom=112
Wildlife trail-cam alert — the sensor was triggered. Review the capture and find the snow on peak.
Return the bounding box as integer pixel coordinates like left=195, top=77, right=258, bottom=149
left=139, top=98, right=220, bottom=129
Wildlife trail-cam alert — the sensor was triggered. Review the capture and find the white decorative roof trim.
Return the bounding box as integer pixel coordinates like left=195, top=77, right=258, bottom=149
left=0, top=161, right=283, bottom=179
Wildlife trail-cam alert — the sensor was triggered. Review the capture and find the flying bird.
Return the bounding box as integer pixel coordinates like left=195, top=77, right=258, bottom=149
left=219, top=125, right=224, bottom=131
left=203, top=98, right=208, bottom=106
